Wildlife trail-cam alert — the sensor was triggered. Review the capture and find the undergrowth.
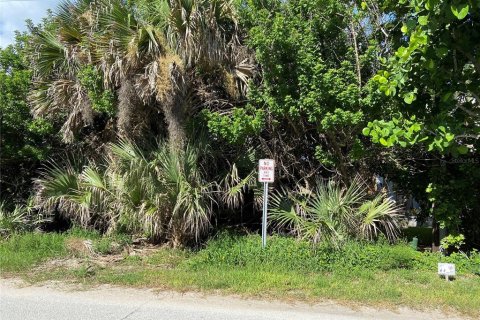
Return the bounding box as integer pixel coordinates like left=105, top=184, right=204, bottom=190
left=188, top=232, right=480, bottom=275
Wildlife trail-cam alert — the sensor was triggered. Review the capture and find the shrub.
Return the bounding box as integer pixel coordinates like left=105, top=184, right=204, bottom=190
left=34, top=140, right=215, bottom=246
left=270, top=177, right=401, bottom=246
left=0, top=200, right=49, bottom=238
left=440, top=234, right=465, bottom=251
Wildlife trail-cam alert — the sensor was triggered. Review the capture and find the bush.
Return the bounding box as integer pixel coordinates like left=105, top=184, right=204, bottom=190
left=270, top=177, right=401, bottom=246
left=0, top=201, right=48, bottom=238
left=34, top=140, right=215, bottom=246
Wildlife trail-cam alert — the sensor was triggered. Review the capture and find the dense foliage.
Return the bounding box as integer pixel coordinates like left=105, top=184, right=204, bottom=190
left=0, top=34, right=57, bottom=201
left=362, top=0, right=480, bottom=245
left=270, top=177, right=401, bottom=245
left=0, top=0, right=478, bottom=248
left=34, top=140, right=216, bottom=246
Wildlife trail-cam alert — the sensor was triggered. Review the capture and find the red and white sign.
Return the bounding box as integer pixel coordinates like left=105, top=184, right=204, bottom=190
left=258, top=159, right=275, bottom=183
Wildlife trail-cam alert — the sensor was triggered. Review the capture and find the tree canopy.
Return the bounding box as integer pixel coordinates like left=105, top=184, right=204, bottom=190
left=0, top=0, right=478, bottom=248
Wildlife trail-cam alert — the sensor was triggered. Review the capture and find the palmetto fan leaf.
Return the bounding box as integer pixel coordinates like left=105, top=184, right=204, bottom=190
left=98, top=0, right=166, bottom=74
left=31, top=30, right=72, bottom=78
left=35, top=140, right=215, bottom=246
left=167, top=0, right=239, bottom=68
left=56, top=0, right=89, bottom=43
left=34, top=159, right=92, bottom=226
left=270, top=177, right=401, bottom=246
left=30, top=0, right=254, bottom=148
left=269, top=186, right=302, bottom=231
left=56, top=0, right=101, bottom=64
left=221, top=164, right=257, bottom=209
left=357, top=194, right=401, bottom=242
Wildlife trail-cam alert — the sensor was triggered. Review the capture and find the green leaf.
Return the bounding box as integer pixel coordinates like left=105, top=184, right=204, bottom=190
left=362, top=127, right=371, bottom=136
left=361, top=2, right=367, bottom=10
left=425, top=0, right=439, bottom=10
left=403, top=92, right=416, bottom=104
left=445, top=133, right=454, bottom=142
left=451, top=3, right=469, bottom=20
left=418, top=16, right=429, bottom=26
left=411, top=123, right=421, bottom=132
left=441, top=92, right=453, bottom=102
left=457, top=145, right=469, bottom=154
left=378, top=76, right=388, bottom=84
left=410, top=29, right=428, bottom=46
left=379, top=138, right=389, bottom=146
left=401, top=24, right=408, bottom=34
left=425, top=59, right=435, bottom=70
left=396, top=46, right=410, bottom=60
left=436, top=47, right=448, bottom=58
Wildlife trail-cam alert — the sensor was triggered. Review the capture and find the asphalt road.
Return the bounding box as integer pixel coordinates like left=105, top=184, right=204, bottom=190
left=0, top=279, right=464, bottom=320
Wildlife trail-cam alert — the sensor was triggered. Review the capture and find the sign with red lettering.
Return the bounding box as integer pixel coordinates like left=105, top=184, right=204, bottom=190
left=258, top=159, right=275, bottom=183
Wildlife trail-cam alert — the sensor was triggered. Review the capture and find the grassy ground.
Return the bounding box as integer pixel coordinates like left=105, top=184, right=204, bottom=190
left=1, top=231, right=480, bottom=317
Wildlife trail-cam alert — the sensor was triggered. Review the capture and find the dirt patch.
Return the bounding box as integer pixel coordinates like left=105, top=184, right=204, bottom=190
left=32, top=242, right=168, bottom=274
left=37, top=258, right=84, bottom=270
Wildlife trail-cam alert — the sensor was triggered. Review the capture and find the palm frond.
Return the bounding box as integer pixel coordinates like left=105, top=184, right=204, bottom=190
left=270, top=176, right=400, bottom=247
left=31, top=30, right=71, bottom=77
left=356, top=194, right=401, bottom=242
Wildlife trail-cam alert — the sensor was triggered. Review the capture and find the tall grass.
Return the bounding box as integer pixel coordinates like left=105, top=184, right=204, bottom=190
left=0, top=232, right=67, bottom=272
left=188, top=233, right=420, bottom=273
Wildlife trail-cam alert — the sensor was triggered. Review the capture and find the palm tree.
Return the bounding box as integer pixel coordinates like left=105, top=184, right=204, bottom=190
left=29, top=0, right=96, bottom=142
left=29, top=0, right=254, bottom=149
left=29, top=1, right=254, bottom=242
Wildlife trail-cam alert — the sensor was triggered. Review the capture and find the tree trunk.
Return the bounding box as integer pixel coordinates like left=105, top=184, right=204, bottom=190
left=161, top=62, right=187, bottom=151
left=350, top=19, right=362, bottom=89
left=432, top=203, right=440, bottom=252
left=117, top=79, right=142, bottom=140
left=162, top=101, right=187, bottom=151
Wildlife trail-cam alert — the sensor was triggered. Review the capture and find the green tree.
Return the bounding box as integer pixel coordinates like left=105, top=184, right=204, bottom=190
left=363, top=0, right=480, bottom=247
left=0, top=33, right=56, bottom=201
left=205, top=0, right=392, bottom=184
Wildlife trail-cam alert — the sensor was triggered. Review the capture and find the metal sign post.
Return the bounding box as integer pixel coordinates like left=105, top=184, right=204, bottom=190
left=258, top=159, right=275, bottom=249
left=262, top=182, right=268, bottom=248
